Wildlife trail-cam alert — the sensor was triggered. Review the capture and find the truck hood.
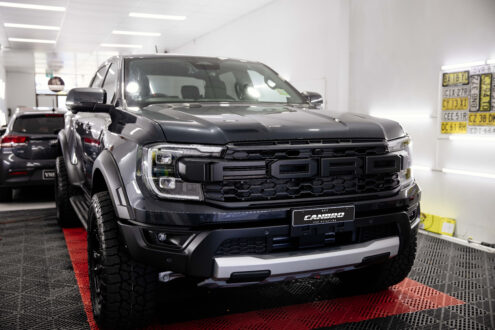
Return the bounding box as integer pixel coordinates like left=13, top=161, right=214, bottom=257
left=141, top=104, right=405, bottom=144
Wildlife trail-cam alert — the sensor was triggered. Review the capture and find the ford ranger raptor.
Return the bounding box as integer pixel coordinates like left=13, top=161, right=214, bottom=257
left=56, top=55, right=420, bottom=328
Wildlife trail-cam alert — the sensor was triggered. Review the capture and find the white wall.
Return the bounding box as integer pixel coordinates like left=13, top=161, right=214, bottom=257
left=6, top=71, right=36, bottom=113
left=349, top=0, right=495, bottom=243
left=0, top=60, right=6, bottom=126
left=174, top=0, right=350, bottom=112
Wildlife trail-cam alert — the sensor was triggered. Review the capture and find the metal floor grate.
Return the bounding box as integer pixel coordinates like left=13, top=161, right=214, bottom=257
left=0, top=208, right=89, bottom=330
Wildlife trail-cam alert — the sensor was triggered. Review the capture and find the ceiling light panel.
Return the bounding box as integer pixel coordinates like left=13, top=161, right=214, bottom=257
left=8, top=37, right=56, bottom=44
left=0, top=1, right=65, bottom=11
left=4, top=23, right=60, bottom=30
left=112, top=30, right=161, bottom=37
left=101, top=43, right=143, bottom=49
left=129, top=12, right=186, bottom=20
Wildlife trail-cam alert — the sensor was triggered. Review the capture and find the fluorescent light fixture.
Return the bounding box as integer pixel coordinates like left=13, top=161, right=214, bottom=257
left=0, top=1, right=65, bottom=11
left=442, top=168, right=495, bottom=179
left=411, top=165, right=432, bottom=171
left=112, top=30, right=161, bottom=37
left=487, top=58, right=495, bottom=65
left=101, top=43, right=142, bottom=49
left=441, top=60, right=485, bottom=71
left=4, top=22, right=60, bottom=30
left=129, top=12, right=186, bottom=20
left=8, top=37, right=56, bottom=44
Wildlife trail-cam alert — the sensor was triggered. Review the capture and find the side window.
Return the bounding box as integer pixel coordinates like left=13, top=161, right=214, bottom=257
left=102, top=62, right=118, bottom=104
left=91, top=65, right=109, bottom=88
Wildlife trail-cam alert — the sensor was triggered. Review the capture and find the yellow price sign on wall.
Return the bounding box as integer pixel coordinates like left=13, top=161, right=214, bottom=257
left=479, top=73, right=492, bottom=111
left=442, top=71, right=469, bottom=87
left=441, top=121, right=467, bottom=134
left=442, top=97, right=469, bottom=110
left=468, top=113, right=495, bottom=126
left=440, top=65, right=495, bottom=135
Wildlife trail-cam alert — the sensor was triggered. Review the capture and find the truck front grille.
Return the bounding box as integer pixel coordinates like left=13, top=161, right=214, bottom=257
left=204, top=173, right=399, bottom=202
left=198, top=139, right=401, bottom=204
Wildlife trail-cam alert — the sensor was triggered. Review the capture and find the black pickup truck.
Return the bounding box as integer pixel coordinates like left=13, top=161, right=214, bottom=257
left=56, top=55, right=420, bottom=328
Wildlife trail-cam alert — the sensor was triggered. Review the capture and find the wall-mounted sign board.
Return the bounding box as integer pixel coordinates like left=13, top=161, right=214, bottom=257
left=440, top=64, right=495, bottom=135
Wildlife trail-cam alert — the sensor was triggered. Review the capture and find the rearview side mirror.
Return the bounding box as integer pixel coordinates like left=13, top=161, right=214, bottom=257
left=0, top=125, right=7, bottom=136
left=301, top=91, right=323, bottom=107
left=66, top=87, right=111, bottom=113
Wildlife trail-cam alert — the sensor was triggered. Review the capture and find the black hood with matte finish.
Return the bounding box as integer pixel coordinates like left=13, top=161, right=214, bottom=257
left=141, top=104, right=405, bottom=144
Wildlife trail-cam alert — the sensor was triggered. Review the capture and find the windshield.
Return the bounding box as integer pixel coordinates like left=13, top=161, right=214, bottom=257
left=124, top=57, right=306, bottom=107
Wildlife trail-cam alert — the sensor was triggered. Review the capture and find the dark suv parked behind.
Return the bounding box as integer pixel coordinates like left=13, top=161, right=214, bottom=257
left=56, top=55, right=421, bottom=328
left=0, top=108, right=64, bottom=201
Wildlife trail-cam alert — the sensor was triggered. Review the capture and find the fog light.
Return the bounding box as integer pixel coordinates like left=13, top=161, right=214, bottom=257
left=157, top=232, right=167, bottom=242
left=144, top=230, right=195, bottom=249
left=159, top=177, right=176, bottom=189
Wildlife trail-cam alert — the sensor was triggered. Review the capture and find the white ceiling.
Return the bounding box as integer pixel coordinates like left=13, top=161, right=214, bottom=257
left=0, top=0, right=274, bottom=70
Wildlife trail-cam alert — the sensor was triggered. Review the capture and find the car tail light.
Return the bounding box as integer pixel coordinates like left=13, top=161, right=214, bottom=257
left=0, top=136, right=29, bottom=148
left=83, top=137, right=101, bottom=146
left=9, top=171, right=28, bottom=176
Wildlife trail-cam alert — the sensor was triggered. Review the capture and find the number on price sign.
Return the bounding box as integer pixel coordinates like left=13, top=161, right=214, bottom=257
left=479, top=73, right=492, bottom=111
left=441, top=122, right=467, bottom=134
left=468, top=113, right=495, bottom=126
left=442, top=97, right=469, bottom=110
left=442, top=71, right=469, bottom=87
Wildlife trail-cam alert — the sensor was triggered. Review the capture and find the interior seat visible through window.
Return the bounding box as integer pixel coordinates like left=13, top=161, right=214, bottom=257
left=181, top=85, right=201, bottom=100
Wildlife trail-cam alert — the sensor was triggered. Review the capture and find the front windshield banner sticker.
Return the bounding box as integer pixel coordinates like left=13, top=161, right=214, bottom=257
left=440, top=64, right=495, bottom=135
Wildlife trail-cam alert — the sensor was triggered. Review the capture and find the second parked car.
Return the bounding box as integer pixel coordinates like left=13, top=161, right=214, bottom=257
left=0, top=108, right=65, bottom=201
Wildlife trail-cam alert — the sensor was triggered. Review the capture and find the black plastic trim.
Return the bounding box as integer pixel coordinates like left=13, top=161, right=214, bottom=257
left=118, top=210, right=415, bottom=278
left=92, top=150, right=132, bottom=220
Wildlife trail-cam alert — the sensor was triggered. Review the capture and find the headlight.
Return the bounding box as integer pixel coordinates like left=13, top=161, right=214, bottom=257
left=141, top=143, right=224, bottom=200
left=387, top=136, right=413, bottom=187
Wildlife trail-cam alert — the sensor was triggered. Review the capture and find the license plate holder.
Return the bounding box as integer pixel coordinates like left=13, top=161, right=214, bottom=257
left=291, top=205, right=355, bottom=237
left=43, top=170, right=55, bottom=180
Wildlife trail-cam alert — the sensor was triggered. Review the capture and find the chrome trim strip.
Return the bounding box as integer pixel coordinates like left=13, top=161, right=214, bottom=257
left=213, top=236, right=400, bottom=280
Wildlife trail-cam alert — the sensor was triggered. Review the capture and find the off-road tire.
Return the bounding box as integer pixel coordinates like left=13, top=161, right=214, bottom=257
left=55, top=156, right=79, bottom=227
left=0, top=187, right=12, bottom=202
left=88, top=191, right=157, bottom=329
left=337, top=229, right=417, bottom=293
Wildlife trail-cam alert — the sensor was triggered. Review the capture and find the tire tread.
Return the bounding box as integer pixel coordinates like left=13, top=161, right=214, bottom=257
left=89, top=191, right=157, bottom=329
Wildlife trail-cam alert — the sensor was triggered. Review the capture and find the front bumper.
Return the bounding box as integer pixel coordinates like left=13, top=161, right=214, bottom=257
left=118, top=182, right=420, bottom=281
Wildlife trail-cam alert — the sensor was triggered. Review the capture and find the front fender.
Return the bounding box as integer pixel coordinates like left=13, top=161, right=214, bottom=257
left=92, top=150, right=133, bottom=220
left=58, top=130, right=85, bottom=185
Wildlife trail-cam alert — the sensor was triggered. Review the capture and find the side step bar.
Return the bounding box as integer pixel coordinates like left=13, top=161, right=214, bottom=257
left=69, top=195, right=90, bottom=229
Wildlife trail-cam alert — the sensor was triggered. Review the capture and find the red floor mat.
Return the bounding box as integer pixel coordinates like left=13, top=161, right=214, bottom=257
left=64, top=228, right=464, bottom=330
